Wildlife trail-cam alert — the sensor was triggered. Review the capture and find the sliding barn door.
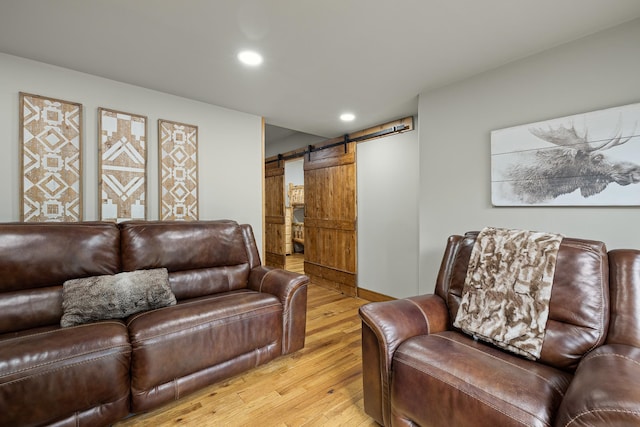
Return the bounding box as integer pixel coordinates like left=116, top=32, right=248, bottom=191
left=264, top=158, right=286, bottom=269
left=304, top=138, right=357, bottom=296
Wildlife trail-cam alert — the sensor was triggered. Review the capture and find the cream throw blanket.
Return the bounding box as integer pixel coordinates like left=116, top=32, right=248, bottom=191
left=453, top=227, right=563, bottom=360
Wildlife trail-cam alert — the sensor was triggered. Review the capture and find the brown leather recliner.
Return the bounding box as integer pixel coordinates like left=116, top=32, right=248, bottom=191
left=0, top=220, right=308, bottom=427
left=120, top=220, right=308, bottom=413
left=0, top=223, right=131, bottom=427
left=359, top=232, right=640, bottom=426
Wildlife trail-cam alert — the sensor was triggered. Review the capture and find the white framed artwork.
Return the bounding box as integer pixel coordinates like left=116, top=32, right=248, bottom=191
left=158, top=119, right=198, bottom=221
left=20, top=92, right=82, bottom=222
left=491, top=103, right=640, bottom=206
left=98, top=107, right=147, bottom=221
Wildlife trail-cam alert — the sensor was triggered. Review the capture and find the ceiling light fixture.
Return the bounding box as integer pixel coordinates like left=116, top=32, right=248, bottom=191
left=237, top=50, right=263, bottom=66
left=340, top=113, right=355, bottom=122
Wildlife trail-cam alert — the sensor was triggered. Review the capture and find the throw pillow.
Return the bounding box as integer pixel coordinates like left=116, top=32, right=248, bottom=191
left=61, top=268, right=176, bottom=327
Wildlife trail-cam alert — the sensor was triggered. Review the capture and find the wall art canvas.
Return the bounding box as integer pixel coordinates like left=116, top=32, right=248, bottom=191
left=491, top=103, right=640, bottom=206
left=158, top=119, right=198, bottom=220
left=98, top=108, right=147, bottom=221
left=20, top=92, right=82, bottom=222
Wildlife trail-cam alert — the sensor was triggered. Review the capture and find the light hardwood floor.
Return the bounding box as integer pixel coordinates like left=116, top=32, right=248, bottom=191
left=115, top=255, right=377, bottom=427
left=285, top=253, right=305, bottom=274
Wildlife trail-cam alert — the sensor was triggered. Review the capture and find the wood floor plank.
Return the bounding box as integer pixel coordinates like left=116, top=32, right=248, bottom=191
left=114, top=284, right=378, bottom=427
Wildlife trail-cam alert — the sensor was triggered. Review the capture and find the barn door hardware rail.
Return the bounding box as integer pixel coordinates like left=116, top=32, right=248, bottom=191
left=349, top=123, right=408, bottom=142
left=266, top=117, right=413, bottom=165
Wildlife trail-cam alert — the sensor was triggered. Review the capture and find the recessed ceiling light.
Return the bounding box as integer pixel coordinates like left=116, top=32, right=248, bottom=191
left=238, top=50, right=263, bottom=66
left=340, top=113, right=355, bottom=122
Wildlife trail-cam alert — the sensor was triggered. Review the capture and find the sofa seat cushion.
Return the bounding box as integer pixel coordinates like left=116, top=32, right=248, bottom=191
left=0, top=321, right=131, bottom=427
left=127, top=289, right=283, bottom=410
left=391, top=331, right=572, bottom=427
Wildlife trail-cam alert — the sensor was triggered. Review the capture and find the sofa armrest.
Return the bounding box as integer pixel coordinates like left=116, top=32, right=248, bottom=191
left=248, top=266, right=309, bottom=354
left=555, top=344, right=640, bottom=427
left=358, top=294, right=449, bottom=426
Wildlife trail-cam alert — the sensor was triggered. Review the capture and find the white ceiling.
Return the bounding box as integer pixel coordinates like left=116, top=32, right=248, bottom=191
left=1, top=1, right=640, bottom=139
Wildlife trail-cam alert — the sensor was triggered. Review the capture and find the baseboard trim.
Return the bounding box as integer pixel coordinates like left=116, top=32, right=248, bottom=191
left=357, top=287, right=395, bottom=302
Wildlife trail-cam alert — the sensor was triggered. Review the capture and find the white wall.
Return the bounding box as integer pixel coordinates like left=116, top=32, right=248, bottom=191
left=418, top=19, right=640, bottom=294
left=265, top=131, right=325, bottom=158
left=0, top=53, right=264, bottom=251
left=357, top=128, right=419, bottom=298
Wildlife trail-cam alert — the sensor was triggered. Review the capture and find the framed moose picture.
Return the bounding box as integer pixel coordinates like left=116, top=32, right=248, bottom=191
left=491, top=103, right=640, bottom=206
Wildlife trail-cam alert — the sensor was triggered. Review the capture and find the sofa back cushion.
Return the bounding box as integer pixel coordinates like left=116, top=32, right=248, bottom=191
left=0, top=222, right=120, bottom=334
left=435, top=231, right=609, bottom=372
left=119, top=220, right=252, bottom=300
left=607, top=249, right=640, bottom=347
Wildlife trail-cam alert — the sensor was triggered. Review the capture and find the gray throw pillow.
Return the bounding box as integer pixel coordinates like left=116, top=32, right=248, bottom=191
left=61, top=268, right=176, bottom=327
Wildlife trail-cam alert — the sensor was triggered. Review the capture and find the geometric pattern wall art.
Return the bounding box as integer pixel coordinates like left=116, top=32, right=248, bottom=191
left=158, top=119, right=198, bottom=220
left=19, top=92, right=83, bottom=222
left=98, top=107, right=147, bottom=222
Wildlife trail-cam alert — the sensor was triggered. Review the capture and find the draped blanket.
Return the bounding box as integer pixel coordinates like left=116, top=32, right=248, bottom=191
left=453, top=227, right=563, bottom=360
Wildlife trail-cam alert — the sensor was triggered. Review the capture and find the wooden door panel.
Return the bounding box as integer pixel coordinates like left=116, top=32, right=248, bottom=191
left=304, top=138, right=357, bottom=296
left=264, top=158, right=285, bottom=269
left=305, top=165, right=356, bottom=221
left=304, top=226, right=356, bottom=271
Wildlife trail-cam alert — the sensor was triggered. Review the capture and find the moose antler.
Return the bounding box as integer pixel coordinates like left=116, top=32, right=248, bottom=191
left=593, top=121, right=636, bottom=151
left=529, top=123, right=589, bottom=150
left=530, top=119, right=635, bottom=152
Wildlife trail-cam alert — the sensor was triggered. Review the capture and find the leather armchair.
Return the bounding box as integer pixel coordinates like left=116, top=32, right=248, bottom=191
left=359, top=232, right=627, bottom=427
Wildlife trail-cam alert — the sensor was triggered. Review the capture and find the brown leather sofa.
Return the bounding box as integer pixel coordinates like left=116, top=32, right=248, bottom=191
left=0, top=220, right=308, bottom=427
left=360, top=231, right=640, bottom=426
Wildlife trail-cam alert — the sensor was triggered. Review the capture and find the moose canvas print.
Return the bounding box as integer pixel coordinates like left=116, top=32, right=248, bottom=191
left=491, top=103, right=640, bottom=206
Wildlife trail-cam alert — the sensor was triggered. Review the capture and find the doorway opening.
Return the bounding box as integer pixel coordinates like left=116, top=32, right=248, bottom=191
left=264, top=118, right=414, bottom=296
left=285, top=158, right=304, bottom=274
left=264, top=124, right=324, bottom=275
